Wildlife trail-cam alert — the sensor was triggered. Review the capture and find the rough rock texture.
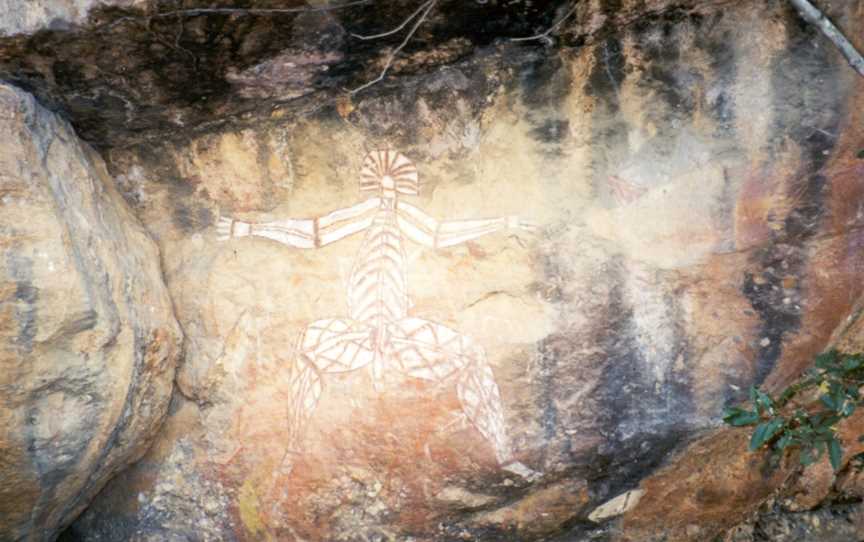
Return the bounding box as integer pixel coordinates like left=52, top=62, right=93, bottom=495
left=0, top=83, right=181, bottom=541
left=46, top=0, right=864, bottom=540
left=0, top=0, right=863, bottom=540
left=0, top=0, right=145, bottom=37
left=0, top=0, right=744, bottom=149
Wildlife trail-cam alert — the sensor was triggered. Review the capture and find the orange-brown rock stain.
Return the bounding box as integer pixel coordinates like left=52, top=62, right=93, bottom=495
left=209, top=367, right=506, bottom=541
left=762, top=81, right=864, bottom=391
left=619, top=428, right=792, bottom=542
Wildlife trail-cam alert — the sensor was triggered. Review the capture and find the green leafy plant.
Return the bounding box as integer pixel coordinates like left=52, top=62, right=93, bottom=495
left=722, top=350, right=864, bottom=471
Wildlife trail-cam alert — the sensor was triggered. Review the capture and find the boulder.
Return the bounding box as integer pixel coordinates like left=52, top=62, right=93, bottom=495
left=0, top=83, right=181, bottom=541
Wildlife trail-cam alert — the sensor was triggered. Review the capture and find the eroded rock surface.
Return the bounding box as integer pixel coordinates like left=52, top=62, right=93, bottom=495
left=54, top=0, right=864, bottom=540
left=0, top=0, right=862, bottom=540
left=0, top=82, right=181, bottom=541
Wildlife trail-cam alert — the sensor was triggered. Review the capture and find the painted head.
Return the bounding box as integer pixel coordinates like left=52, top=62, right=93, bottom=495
left=359, top=149, right=419, bottom=197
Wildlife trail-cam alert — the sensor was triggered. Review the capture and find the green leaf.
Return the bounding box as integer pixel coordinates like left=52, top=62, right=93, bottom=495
left=801, top=447, right=816, bottom=465
left=750, top=386, right=760, bottom=414
left=723, top=407, right=760, bottom=426
left=731, top=412, right=760, bottom=426
left=816, top=350, right=839, bottom=369
left=754, top=389, right=775, bottom=416
left=749, top=418, right=784, bottom=451
left=829, top=438, right=843, bottom=471
left=820, top=393, right=837, bottom=411
left=776, top=434, right=793, bottom=450
left=844, top=356, right=863, bottom=371
left=833, top=383, right=846, bottom=412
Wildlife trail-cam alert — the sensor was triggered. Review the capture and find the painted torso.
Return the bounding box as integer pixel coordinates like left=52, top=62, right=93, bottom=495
left=346, top=197, right=408, bottom=327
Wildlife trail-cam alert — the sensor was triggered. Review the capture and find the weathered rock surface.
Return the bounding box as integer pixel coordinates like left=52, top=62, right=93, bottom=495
left=0, top=83, right=181, bottom=541
left=52, top=0, right=864, bottom=539
left=0, top=0, right=862, bottom=540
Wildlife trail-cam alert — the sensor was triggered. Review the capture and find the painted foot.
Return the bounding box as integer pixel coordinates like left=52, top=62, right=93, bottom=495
left=266, top=454, right=296, bottom=526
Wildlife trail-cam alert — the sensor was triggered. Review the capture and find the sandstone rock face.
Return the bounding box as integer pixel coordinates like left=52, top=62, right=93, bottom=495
left=0, top=0, right=855, bottom=540
left=0, top=83, right=181, bottom=541
left=58, top=0, right=864, bottom=539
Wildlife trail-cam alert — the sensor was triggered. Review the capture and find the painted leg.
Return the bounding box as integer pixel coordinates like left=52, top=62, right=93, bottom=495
left=269, top=318, right=377, bottom=524
left=387, top=318, right=529, bottom=472
left=277, top=318, right=376, bottom=476
left=276, top=353, right=323, bottom=477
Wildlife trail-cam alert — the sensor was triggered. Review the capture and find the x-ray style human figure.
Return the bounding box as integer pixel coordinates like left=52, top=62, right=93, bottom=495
left=217, top=149, right=536, bottom=478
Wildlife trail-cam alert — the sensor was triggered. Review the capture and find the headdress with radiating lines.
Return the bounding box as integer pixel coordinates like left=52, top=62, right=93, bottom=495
left=359, top=149, right=420, bottom=195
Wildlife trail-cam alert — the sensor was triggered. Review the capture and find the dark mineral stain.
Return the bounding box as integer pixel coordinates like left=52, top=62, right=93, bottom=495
left=132, top=144, right=193, bottom=196
left=53, top=328, right=151, bottom=534
left=430, top=0, right=565, bottom=47
left=519, top=52, right=570, bottom=108
left=694, top=15, right=737, bottom=131
left=585, top=34, right=628, bottom=200
left=534, top=336, right=565, bottom=445
left=6, top=253, right=38, bottom=353
left=578, top=261, right=695, bottom=502
left=0, top=0, right=574, bottom=150
left=529, top=118, right=569, bottom=144
left=53, top=310, right=98, bottom=339
left=743, top=10, right=849, bottom=384
left=585, top=37, right=625, bottom=111
left=172, top=203, right=213, bottom=234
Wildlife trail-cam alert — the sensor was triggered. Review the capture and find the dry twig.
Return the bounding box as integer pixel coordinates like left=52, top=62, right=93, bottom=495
left=789, top=0, right=864, bottom=78
left=511, top=1, right=577, bottom=43
left=350, top=0, right=432, bottom=40
left=348, top=0, right=437, bottom=94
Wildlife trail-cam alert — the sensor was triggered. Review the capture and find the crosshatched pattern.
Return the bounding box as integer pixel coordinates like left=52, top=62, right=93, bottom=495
left=217, top=149, right=535, bottom=477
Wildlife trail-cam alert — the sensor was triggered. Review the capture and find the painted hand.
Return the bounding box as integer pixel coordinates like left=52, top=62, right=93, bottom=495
left=506, top=215, right=539, bottom=233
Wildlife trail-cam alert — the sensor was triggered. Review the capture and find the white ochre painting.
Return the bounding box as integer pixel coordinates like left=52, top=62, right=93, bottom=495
left=218, top=149, right=536, bottom=478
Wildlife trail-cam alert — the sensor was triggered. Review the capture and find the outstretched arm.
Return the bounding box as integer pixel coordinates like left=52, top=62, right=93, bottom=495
left=396, top=201, right=536, bottom=248
left=217, top=197, right=380, bottom=248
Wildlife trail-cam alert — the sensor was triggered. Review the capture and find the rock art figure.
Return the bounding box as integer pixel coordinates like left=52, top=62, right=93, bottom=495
left=218, top=149, right=536, bottom=478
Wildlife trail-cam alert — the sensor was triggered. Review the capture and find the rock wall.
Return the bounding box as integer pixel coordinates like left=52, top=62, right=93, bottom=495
left=0, top=83, right=181, bottom=541
left=57, top=1, right=864, bottom=540
left=0, top=0, right=863, bottom=541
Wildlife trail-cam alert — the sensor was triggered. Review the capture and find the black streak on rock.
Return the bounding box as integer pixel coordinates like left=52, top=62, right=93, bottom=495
left=694, top=13, right=737, bottom=132
left=172, top=203, right=213, bottom=234
left=6, top=252, right=38, bottom=353
left=743, top=11, right=848, bottom=385
left=530, top=118, right=569, bottom=144
left=585, top=37, right=625, bottom=113
left=0, top=1, right=573, bottom=150
left=584, top=261, right=695, bottom=498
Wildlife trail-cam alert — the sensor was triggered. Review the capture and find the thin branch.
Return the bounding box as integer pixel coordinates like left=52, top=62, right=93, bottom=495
left=511, top=1, right=578, bottom=42
left=351, top=0, right=433, bottom=40
left=349, top=0, right=437, bottom=95
left=789, top=0, right=864, bottom=78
